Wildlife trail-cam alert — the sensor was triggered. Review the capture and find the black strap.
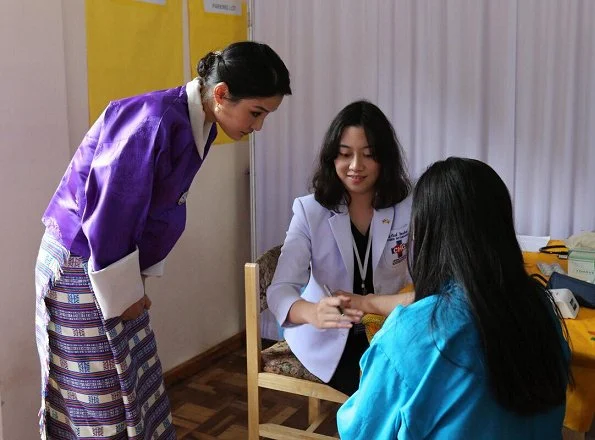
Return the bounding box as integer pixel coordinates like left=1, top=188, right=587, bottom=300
left=530, top=273, right=549, bottom=286
left=538, top=245, right=568, bottom=257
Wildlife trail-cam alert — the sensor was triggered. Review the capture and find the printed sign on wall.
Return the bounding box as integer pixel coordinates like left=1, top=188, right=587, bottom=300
left=203, top=0, right=242, bottom=16
left=135, top=0, right=167, bottom=4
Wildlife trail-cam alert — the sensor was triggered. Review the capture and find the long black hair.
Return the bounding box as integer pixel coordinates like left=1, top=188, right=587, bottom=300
left=197, top=41, right=291, bottom=101
left=409, top=157, right=570, bottom=415
left=312, top=100, right=411, bottom=211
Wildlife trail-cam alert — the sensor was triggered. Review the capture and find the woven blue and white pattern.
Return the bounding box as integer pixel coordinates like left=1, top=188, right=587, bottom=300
left=35, top=232, right=174, bottom=439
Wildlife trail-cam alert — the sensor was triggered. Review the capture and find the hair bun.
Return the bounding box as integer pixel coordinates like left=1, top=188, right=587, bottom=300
left=197, top=51, right=220, bottom=78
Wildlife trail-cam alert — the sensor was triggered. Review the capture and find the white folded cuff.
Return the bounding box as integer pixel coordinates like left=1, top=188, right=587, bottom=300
left=141, top=259, right=166, bottom=277
left=89, top=249, right=145, bottom=320
left=272, top=294, right=302, bottom=328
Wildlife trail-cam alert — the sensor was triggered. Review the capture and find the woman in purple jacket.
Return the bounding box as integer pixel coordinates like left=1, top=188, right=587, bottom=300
left=35, top=41, right=291, bottom=439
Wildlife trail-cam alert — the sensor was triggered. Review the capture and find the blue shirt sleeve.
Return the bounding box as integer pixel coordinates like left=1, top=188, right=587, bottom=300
left=337, top=340, right=414, bottom=440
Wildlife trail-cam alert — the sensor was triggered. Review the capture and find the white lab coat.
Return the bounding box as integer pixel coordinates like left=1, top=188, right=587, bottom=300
left=267, top=193, right=412, bottom=382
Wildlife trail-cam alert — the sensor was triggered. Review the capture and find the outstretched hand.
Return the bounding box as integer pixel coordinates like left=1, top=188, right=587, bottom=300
left=310, top=294, right=363, bottom=329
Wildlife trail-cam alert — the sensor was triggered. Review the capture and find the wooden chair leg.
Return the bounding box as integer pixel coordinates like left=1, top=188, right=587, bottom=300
left=247, top=379, right=260, bottom=439
left=308, top=397, right=321, bottom=425
left=245, top=264, right=262, bottom=439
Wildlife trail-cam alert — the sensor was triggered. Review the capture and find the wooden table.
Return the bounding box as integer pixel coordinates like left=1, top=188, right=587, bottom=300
left=524, top=243, right=595, bottom=434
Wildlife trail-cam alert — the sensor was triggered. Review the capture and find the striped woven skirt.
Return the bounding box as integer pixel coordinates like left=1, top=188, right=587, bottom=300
left=35, top=232, right=175, bottom=439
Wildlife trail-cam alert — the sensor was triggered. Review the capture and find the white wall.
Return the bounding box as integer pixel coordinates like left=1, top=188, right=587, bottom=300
left=0, top=1, right=250, bottom=438
left=149, top=143, right=250, bottom=372
left=0, top=1, right=71, bottom=438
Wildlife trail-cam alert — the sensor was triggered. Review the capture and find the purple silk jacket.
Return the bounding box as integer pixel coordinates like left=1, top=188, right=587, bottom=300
left=42, top=85, right=217, bottom=273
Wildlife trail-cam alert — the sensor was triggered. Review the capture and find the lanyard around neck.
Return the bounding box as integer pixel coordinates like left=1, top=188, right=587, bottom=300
left=351, top=227, right=372, bottom=294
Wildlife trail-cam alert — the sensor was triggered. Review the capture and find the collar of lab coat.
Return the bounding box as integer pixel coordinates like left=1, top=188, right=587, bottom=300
left=186, top=78, right=214, bottom=159
left=328, top=204, right=395, bottom=282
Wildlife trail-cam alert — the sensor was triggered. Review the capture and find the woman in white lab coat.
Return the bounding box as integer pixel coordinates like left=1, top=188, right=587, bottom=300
left=267, top=100, right=413, bottom=395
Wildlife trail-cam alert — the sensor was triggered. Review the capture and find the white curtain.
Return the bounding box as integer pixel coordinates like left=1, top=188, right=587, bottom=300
left=252, top=0, right=595, bottom=256
left=514, top=0, right=595, bottom=236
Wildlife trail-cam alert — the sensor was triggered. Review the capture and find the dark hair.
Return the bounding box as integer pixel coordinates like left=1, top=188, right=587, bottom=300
left=197, top=41, right=291, bottom=101
left=312, top=100, right=411, bottom=210
left=409, top=156, right=571, bottom=415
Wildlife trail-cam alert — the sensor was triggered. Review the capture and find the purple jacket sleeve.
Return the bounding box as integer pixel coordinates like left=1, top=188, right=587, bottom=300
left=82, top=102, right=160, bottom=318
left=82, top=108, right=156, bottom=270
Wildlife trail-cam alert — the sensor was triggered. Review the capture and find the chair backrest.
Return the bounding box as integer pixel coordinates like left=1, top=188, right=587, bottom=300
left=254, top=245, right=282, bottom=312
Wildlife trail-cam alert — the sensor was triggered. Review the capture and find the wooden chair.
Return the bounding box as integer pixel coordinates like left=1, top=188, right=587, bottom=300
left=245, top=246, right=348, bottom=439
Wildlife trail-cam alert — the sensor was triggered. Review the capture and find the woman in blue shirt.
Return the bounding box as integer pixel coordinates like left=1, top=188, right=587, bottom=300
left=337, top=157, right=571, bottom=439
